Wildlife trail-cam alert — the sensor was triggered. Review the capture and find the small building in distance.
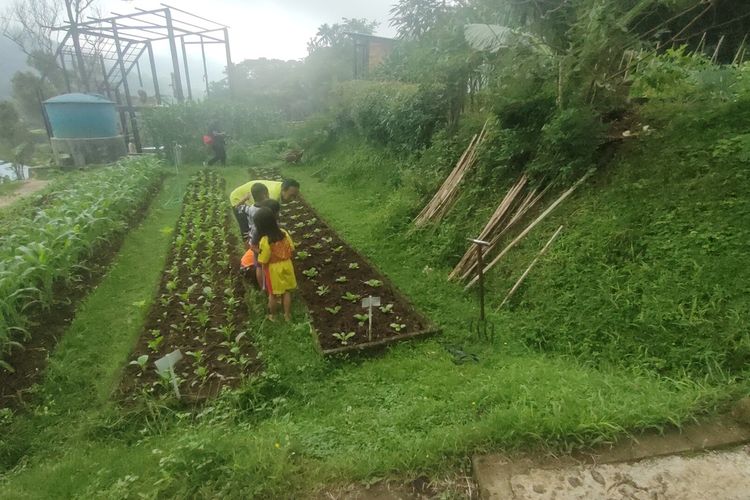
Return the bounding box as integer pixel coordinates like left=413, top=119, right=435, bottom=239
left=348, top=33, right=397, bottom=79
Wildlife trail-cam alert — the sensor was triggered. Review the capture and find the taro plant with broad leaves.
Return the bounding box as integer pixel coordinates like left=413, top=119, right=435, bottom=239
left=332, top=331, right=355, bottom=345
left=353, top=313, right=369, bottom=326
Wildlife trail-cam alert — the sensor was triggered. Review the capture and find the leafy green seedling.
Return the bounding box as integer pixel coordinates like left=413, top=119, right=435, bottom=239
left=186, top=350, right=204, bottom=364
left=302, top=267, right=319, bottom=278
left=147, top=336, right=164, bottom=352
left=342, top=292, right=361, bottom=302
left=348, top=262, right=360, bottom=270
left=129, top=354, right=149, bottom=373
left=379, top=303, right=394, bottom=314
left=333, top=245, right=344, bottom=253
left=311, top=243, right=323, bottom=250
left=324, top=257, right=333, bottom=263
left=316, top=285, right=330, bottom=296
left=313, top=228, right=322, bottom=234
left=322, top=237, right=333, bottom=243
left=294, top=222, right=305, bottom=228
left=354, top=313, right=369, bottom=325
left=297, top=250, right=310, bottom=259
left=303, top=233, right=314, bottom=240
left=364, top=279, right=383, bottom=287
left=335, top=276, right=348, bottom=283
left=332, top=331, right=355, bottom=345
left=325, top=305, right=341, bottom=315
left=390, top=323, right=407, bottom=332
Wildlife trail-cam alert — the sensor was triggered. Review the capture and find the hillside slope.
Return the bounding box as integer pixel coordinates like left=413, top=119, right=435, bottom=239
left=299, top=96, right=750, bottom=379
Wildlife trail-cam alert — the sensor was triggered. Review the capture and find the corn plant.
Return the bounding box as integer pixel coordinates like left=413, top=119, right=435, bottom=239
left=0, top=156, right=163, bottom=370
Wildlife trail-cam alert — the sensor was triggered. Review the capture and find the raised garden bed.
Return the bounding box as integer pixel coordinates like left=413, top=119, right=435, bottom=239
left=119, top=171, right=258, bottom=402
left=243, top=168, right=439, bottom=355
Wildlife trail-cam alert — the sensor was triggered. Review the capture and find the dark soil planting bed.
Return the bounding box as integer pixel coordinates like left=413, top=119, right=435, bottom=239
left=120, top=171, right=258, bottom=402
left=280, top=197, right=439, bottom=355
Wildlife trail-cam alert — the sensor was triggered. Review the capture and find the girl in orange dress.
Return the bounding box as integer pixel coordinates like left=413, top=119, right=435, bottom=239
left=254, top=207, right=297, bottom=321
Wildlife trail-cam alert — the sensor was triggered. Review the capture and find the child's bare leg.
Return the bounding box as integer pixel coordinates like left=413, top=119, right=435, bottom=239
left=283, top=292, right=292, bottom=321
left=256, top=266, right=264, bottom=289
left=267, top=293, right=277, bottom=320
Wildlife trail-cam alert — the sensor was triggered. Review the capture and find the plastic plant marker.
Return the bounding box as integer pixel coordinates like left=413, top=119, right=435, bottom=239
left=154, top=349, right=183, bottom=398
left=361, top=296, right=381, bottom=342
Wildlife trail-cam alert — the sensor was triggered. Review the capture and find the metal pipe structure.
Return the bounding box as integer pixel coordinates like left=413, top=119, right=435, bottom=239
left=52, top=6, right=231, bottom=104
left=200, top=37, right=210, bottom=96
left=59, top=52, right=72, bottom=93
left=146, top=41, right=162, bottom=104
left=223, top=27, right=233, bottom=95
left=111, top=20, right=142, bottom=152
left=64, top=0, right=89, bottom=91
left=164, top=9, right=185, bottom=102
left=180, top=36, right=193, bottom=100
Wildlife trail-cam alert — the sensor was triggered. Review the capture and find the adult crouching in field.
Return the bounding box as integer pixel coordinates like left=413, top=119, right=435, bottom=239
left=230, top=178, right=300, bottom=242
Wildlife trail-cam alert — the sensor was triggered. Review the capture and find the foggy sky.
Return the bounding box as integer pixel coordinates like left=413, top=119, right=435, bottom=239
left=102, top=0, right=398, bottom=61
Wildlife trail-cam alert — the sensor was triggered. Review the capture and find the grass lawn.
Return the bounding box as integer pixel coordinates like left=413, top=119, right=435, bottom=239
left=0, top=163, right=740, bottom=498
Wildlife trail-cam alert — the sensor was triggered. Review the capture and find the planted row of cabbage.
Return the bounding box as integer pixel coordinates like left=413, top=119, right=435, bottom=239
left=121, top=170, right=256, bottom=401
left=0, top=157, right=163, bottom=372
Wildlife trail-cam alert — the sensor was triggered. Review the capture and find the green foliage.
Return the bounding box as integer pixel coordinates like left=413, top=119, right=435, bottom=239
left=631, top=47, right=750, bottom=102
left=529, top=106, right=605, bottom=181
left=333, top=80, right=447, bottom=152
left=141, top=101, right=285, bottom=163
left=307, top=18, right=378, bottom=54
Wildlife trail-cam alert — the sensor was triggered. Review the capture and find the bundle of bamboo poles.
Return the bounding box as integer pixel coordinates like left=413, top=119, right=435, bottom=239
left=413, top=122, right=489, bottom=227
left=449, top=176, right=550, bottom=282
left=464, top=171, right=593, bottom=289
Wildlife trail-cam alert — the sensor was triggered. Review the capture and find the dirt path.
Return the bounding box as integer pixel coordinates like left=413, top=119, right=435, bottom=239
left=0, top=179, right=49, bottom=208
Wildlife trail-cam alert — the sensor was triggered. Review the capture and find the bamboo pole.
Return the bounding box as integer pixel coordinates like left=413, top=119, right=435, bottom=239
left=499, top=225, right=563, bottom=308
left=733, top=34, right=748, bottom=65
left=456, top=184, right=549, bottom=282
left=465, top=171, right=592, bottom=290
left=712, top=35, right=725, bottom=64
left=414, top=121, right=489, bottom=227
left=448, top=176, right=527, bottom=280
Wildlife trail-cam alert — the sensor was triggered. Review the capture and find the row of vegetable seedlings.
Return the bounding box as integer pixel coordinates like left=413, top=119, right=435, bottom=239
left=0, top=157, right=163, bottom=373
left=121, top=170, right=256, bottom=401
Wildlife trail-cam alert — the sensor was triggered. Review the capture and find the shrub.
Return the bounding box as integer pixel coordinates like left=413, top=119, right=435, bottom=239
left=333, top=80, right=448, bottom=152
left=141, top=100, right=286, bottom=163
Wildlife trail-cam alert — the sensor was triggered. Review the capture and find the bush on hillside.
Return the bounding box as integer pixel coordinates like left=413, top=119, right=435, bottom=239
left=333, top=80, right=448, bottom=153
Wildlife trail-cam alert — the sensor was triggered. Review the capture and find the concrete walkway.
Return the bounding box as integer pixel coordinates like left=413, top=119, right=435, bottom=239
left=474, top=406, right=750, bottom=500
left=499, top=445, right=750, bottom=499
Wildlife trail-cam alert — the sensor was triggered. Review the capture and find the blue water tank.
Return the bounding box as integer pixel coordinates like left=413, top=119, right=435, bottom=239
left=43, top=93, right=119, bottom=139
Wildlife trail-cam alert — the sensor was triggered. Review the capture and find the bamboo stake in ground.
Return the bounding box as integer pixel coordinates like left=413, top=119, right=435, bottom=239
left=498, top=225, right=563, bottom=309
left=455, top=183, right=549, bottom=282
left=465, top=170, right=592, bottom=289
left=448, top=175, right=527, bottom=281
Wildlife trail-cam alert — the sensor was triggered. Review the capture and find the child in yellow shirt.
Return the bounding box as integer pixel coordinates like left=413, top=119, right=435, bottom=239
left=254, top=206, right=297, bottom=321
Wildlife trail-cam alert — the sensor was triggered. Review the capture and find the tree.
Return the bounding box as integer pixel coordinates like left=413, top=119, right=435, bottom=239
left=307, top=18, right=378, bottom=54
